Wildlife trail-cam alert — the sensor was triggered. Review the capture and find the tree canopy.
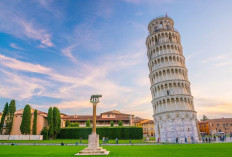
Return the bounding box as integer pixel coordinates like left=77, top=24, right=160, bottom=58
left=0, top=102, right=8, bottom=134
left=47, top=107, right=61, bottom=139
left=5, top=100, right=16, bottom=134
left=32, top=110, right=37, bottom=135
left=201, top=115, right=208, bottom=121
left=47, top=107, right=54, bottom=138
left=86, top=119, right=91, bottom=127
left=20, top=105, right=31, bottom=134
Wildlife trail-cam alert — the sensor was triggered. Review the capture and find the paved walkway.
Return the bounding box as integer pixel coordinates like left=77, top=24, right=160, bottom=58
left=0, top=140, right=232, bottom=146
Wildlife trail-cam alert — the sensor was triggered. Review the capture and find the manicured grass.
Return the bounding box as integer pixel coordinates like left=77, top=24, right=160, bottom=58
left=0, top=139, right=148, bottom=144
left=0, top=143, right=231, bottom=157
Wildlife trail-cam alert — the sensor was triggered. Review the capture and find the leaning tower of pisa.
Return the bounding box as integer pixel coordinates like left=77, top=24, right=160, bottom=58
left=146, top=16, right=200, bottom=143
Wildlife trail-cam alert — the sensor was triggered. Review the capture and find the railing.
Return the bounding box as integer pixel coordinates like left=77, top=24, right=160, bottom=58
left=149, top=15, right=174, bottom=24
left=147, top=28, right=179, bottom=38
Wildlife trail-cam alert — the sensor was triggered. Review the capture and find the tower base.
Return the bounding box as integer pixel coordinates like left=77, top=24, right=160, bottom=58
left=75, top=133, right=110, bottom=156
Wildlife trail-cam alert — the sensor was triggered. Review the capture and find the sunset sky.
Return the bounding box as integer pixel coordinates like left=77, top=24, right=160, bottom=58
left=0, top=0, right=232, bottom=119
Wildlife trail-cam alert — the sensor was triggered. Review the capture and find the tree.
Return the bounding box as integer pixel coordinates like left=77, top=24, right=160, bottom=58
left=53, top=107, right=61, bottom=138
left=110, top=121, right=114, bottom=127
left=5, top=100, right=16, bottom=134
left=86, top=119, right=91, bottom=127
left=20, top=105, right=31, bottom=134
left=118, top=120, right=123, bottom=126
left=65, top=120, right=70, bottom=127
left=32, top=110, right=37, bottom=135
left=201, top=115, right=208, bottom=121
left=0, top=102, right=8, bottom=134
left=47, top=107, right=54, bottom=138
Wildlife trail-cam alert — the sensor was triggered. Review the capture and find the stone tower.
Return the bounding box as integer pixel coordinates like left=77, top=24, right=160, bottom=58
left=146, top=16, right=200, bottom=143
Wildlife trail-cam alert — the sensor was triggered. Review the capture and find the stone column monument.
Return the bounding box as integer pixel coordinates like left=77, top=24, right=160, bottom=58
left=75, top=95, right=110, bottom=156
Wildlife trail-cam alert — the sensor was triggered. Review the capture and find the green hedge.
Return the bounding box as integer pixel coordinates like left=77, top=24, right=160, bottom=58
left=57, top=127, right=142, bottom=139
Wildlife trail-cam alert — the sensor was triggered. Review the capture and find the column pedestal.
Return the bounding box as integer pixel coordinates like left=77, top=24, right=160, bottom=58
left=75, top=133, right=109, bottom=155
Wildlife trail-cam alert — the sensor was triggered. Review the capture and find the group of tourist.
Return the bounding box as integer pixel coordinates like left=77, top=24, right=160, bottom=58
left=201, top=133, right=232, bottom=143
left=102, top=137, right=110, bottom=143
left=176, top=137, right=195, bottom=144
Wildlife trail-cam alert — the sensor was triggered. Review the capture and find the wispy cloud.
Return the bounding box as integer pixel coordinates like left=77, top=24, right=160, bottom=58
left=0, top=2, right=54, bottom=47
left=10, top=43, right=24, bottom=50
left=122, top=0, right=175, bottom=4
left=61, top=44, right=78, bottom=63
left=0, top=54, right=52, bottom=73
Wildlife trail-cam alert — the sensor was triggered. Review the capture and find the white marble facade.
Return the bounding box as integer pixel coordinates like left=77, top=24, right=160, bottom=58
left=146, top=16, right=200, bottom=143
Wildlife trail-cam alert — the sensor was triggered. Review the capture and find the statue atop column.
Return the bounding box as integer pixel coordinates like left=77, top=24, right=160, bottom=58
left=75, top=95, right=110, bottom=156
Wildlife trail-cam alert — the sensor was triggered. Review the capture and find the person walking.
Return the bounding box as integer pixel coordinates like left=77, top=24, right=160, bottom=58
left=116, top=138, right=118, bottom=144
left=185, top=137, right=187, bottom=143
left=106, top=137, right=109, bottom=143
left=176, top=137, right=178, bottom=144
left=191, top=136, right=194, bottom=143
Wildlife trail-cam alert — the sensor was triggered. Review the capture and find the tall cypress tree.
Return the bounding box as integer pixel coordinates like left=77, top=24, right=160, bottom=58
left=47, top=107, right=53, bottom=138
left=0, top=102, right=8, bottom=134
left=53, top=107, right=61, bottom=138
left=86, top=119, right=91, bottom=127
left=5, top=100, right=16, bottom=134
left=32, top=110, right=37, bottom=135
left=20, top=105, right=31, bottom=134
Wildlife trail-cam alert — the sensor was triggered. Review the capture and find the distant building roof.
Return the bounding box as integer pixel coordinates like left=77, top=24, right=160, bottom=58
left=62, top=114, right=131, bottom=121
left=141, top=120, right=154, bottom=124
left=134, top=117, right=145, bottom=123
left=100, top=110, right=134, bottom=116
left=199, top=118, right=232, bottom=123
left=14, top=108, right=47, bottom=117
left=208, top=118, right=232, bottom=122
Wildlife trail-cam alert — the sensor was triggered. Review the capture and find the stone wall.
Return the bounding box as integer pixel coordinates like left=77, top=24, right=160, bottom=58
left=0, top=135, right=43, bottom=140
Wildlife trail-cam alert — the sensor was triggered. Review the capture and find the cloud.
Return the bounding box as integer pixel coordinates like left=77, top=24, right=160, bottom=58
left=122, top=0, right=175, bottom=4
left=36, top=0, right=64, bottom=20
left=194, top=98, right=232, bottom=119
left=0, top=2, right=54, bottom=47
left=0, top=69, right=46, bottom=100
left=0, top=39, right=152, bottom=117
left=0, top=54, right=52, bottom=73
left=21, top=21, right=54, bottom=47
left=10, top=43, right=24, bottom=50
left=61, top=44, right=78, bottom=63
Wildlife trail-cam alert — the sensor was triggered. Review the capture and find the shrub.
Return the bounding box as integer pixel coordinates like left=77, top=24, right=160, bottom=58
left=118, top=120, right=123, bottom=126
left=110, top=121, right=114, bottom=127
left=86, top=119, right=91, bottom=127
left=41, top=127, right=48, bottom=140
left=69, top=122, right=79, bottom=127
left=57, top=126, right=143, bottom=139
left=65, top=120, right=70, bottom=127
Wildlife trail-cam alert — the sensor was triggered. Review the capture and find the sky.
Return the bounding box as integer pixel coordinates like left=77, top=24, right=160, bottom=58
left=0, top=0, right=232, bottom=119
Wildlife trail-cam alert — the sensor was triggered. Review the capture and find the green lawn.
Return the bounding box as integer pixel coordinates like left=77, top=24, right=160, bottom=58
left=0, top=139, right=148, bottom=144
left=0, top=143, right=231, bottom=157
